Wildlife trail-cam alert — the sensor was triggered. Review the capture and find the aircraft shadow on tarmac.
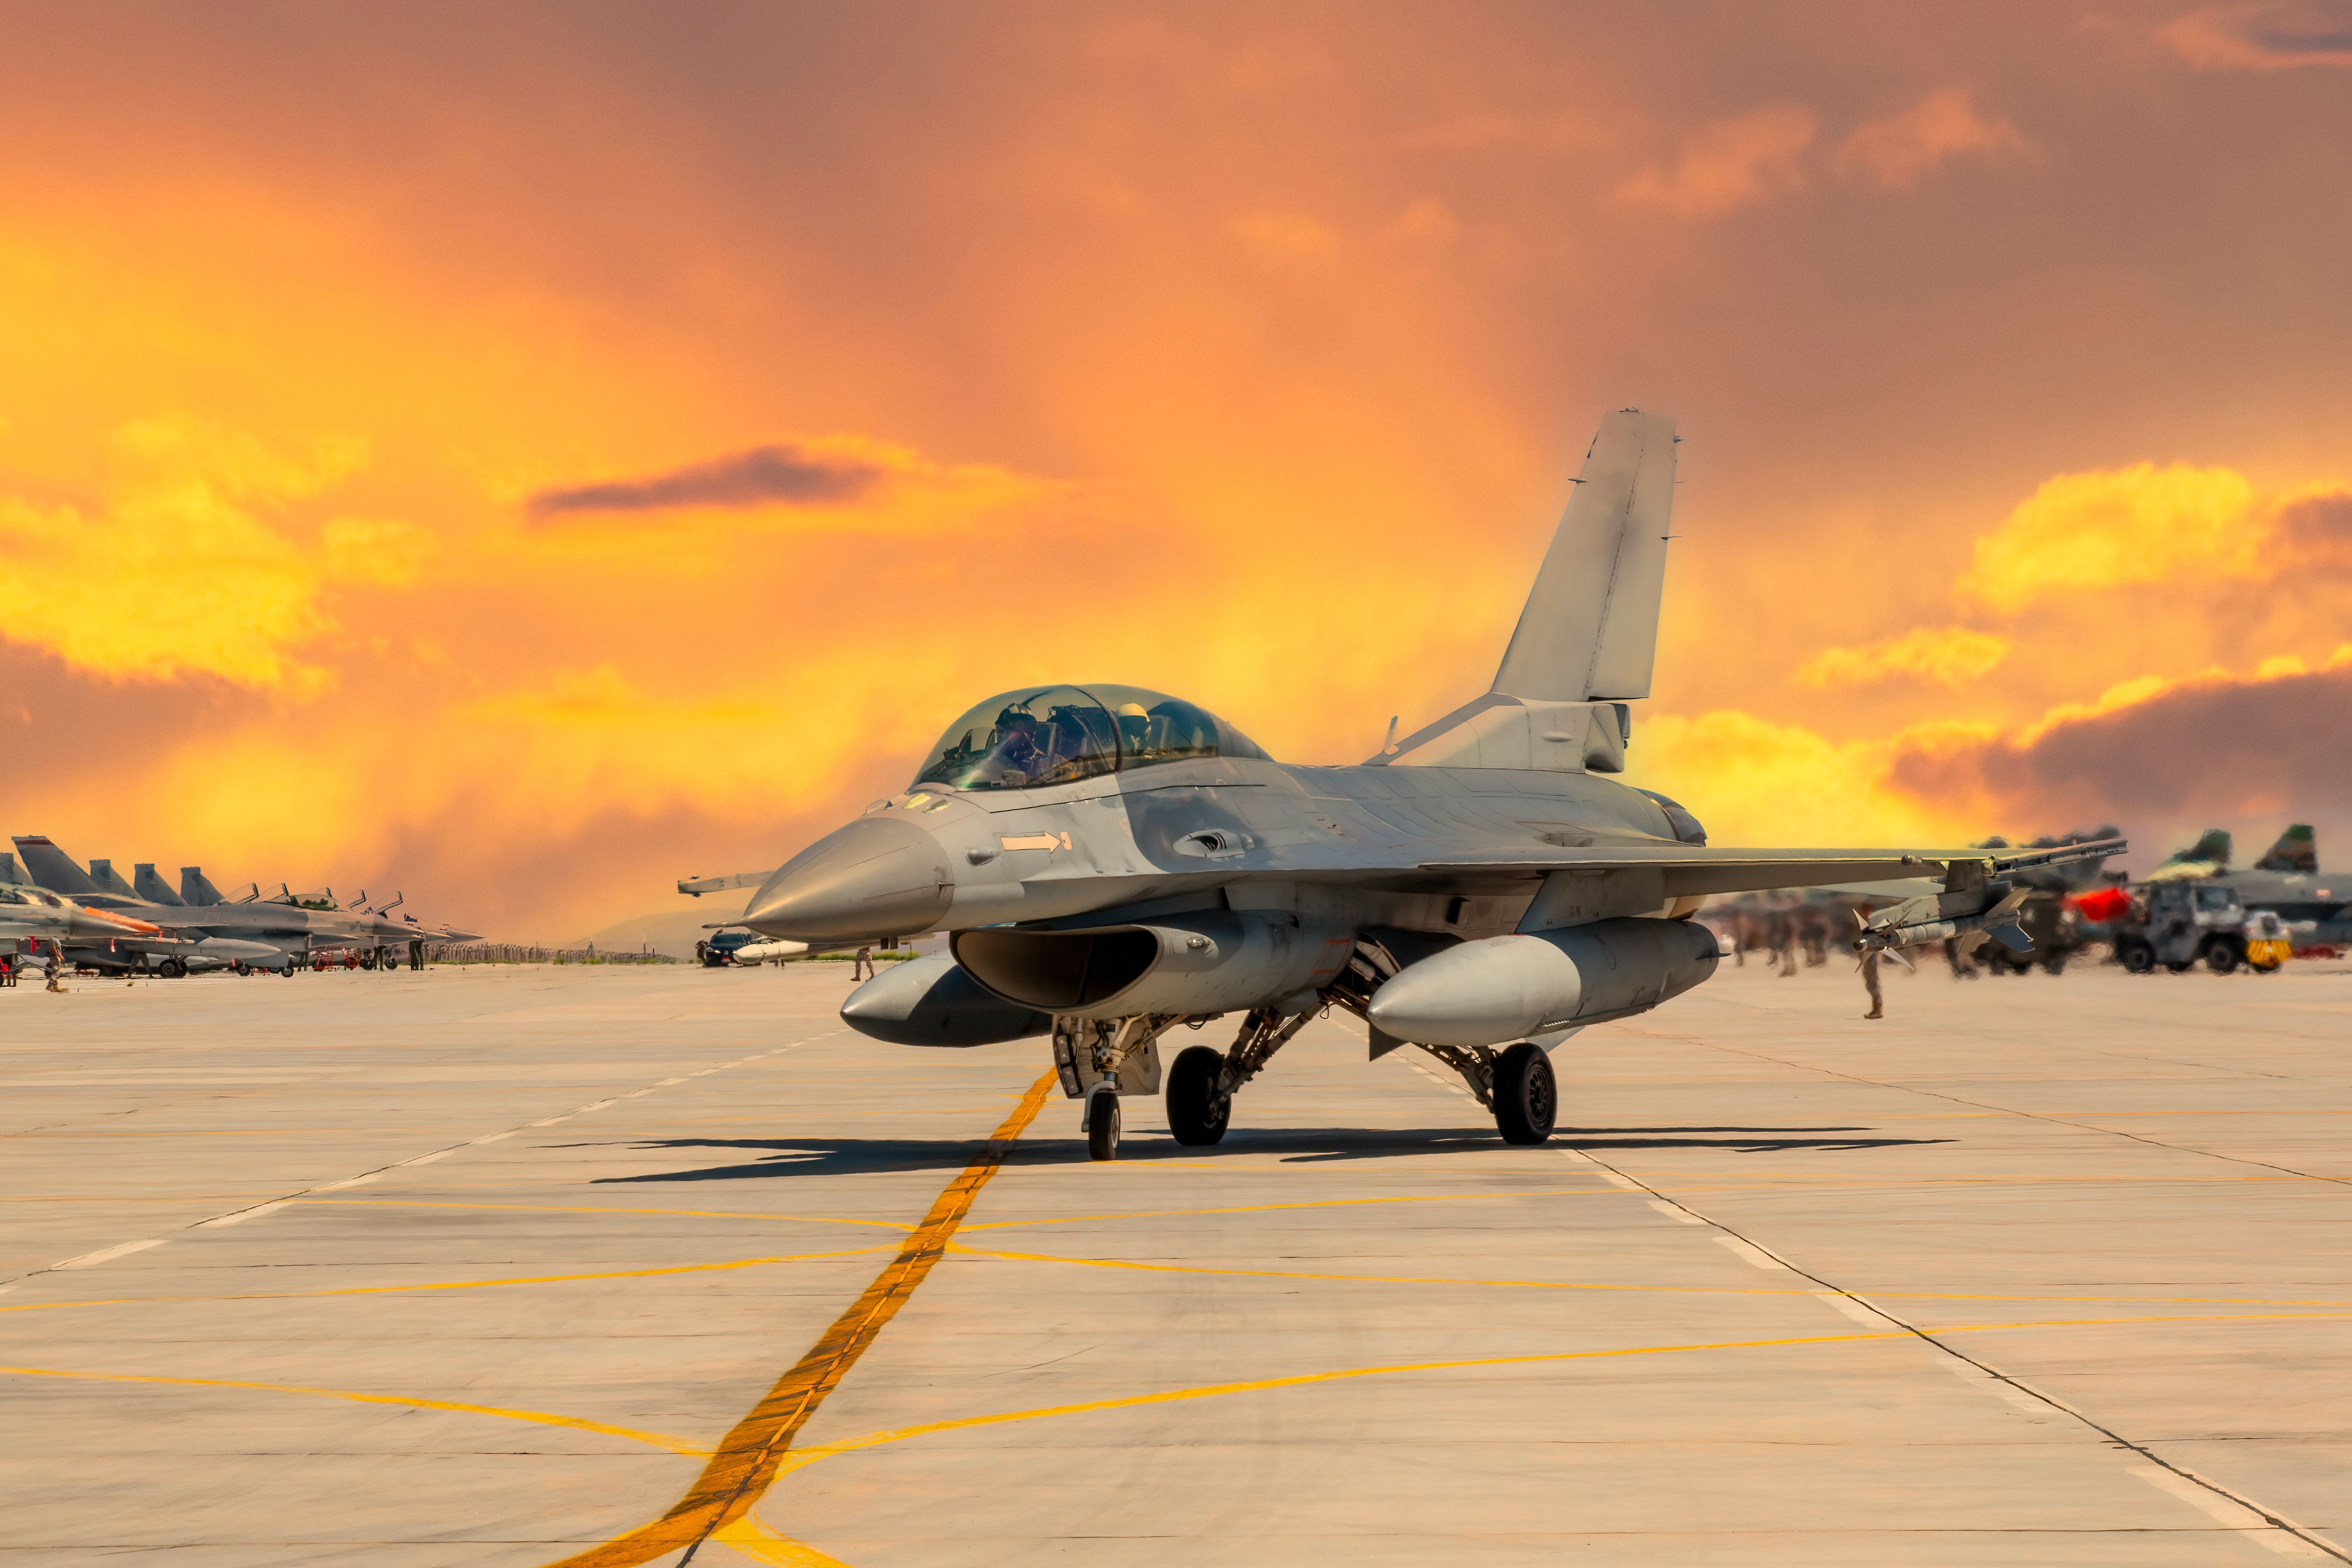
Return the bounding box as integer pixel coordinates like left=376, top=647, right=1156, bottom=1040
left=582, top=1125, right=1947, bottom=1182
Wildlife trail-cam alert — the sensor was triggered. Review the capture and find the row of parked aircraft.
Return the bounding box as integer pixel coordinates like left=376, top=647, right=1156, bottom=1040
left=2, top=835, right=480, bottom=977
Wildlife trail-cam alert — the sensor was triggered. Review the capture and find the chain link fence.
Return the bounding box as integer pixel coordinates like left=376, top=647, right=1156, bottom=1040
left=422, top=943, right=678, bottom=965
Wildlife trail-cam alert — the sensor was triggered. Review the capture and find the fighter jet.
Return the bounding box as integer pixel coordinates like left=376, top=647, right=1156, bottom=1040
left=737, top=410, right=2124, bottom=1158
left=1, top=880, right=162, bottom=950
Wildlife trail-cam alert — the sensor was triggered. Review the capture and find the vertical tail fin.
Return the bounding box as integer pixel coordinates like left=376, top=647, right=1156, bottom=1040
left=134, top=864, right=188, bottom=906
left=87, top=859, right=137, bottom=896
left=13, top=837, right=102, bottom=896
left=1491, top=409, right=1678, bottom=703
left=2253, top=824, right=2317, bottom=874
left=0, top=852, right=19, bottom=884
left=181, top=866, right=229, bottom=906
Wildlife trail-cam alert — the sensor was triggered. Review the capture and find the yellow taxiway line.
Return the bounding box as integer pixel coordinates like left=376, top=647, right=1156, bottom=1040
left=541, top=1070, right=1059, bottom=1568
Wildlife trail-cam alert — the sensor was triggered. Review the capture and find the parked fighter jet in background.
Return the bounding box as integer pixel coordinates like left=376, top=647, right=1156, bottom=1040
left=737, top=410, right=2125, bottom=1158
left=2, top=881, right=160, bottom=949
left=2149, top=824, right=2350, bottom=947
left=11, top=837, right=480, bottom=969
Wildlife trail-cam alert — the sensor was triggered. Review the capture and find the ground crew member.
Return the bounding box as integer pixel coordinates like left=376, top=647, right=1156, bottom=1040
left=45, top=946, right=66, bottom=993
left=1862, top=950, right=1884, bottom=1020
left=852, top=945, right=875, bottom=982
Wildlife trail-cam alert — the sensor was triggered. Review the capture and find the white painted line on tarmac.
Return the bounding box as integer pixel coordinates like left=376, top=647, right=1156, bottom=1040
left=1712, top=1234, right=1784, bottom=1271
left=54, top=1237, right=165, bottom=1270
left=1646, top=1199, right=1705, bottom=1225
left=1811, top=1289, right=1890, bottom=1325
left=312, top=1172, right=385, bottom=1191
left=2127, top=1465, right=2331, bottom=1558
left=197, top=1202, right=289, bottom=1228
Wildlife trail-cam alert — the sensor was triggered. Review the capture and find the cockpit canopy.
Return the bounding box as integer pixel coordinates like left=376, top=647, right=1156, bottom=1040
left=913, top=684, right=1269, bottom=792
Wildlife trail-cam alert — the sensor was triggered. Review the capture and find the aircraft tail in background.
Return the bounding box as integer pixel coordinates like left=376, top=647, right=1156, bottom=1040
left=134, top=864, right=187, bottom=906
left=13, top=837, right=102, bottom=897
left=2254, top=824, right=2318, bottom=874
left=181, top=867, right=231, bottom=906
left=87, top=859, right=137, bottom=896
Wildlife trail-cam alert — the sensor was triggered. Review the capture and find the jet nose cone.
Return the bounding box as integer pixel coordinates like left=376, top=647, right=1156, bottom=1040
left=745, top=816, right=953, bottom=942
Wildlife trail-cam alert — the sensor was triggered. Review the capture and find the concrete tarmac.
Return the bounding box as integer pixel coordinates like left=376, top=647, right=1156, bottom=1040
left=2, top=957, right=2348, bottom=1565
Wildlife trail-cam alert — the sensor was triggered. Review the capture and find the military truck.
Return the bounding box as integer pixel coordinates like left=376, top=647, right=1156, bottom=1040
left=2111, top=881, right=2247, bottom=974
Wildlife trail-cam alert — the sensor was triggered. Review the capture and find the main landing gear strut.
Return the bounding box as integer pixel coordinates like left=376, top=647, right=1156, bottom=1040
left=1324, top=936, right=1559, bottom=1145
left=1065, top=993, right=1560, bottom=1160
left=1059, top=1005, right=1318, bottom=1162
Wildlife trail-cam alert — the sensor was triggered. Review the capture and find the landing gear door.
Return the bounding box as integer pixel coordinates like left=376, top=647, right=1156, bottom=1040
left=1052, top=1020, right=1165, bottom=1099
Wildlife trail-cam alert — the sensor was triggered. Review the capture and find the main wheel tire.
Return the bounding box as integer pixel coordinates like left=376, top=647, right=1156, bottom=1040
left=1086, top=1092, right=1120, bottom=1161
left=1166, top=1045, right=1231, bottom=1146
left=2204, top=941, right=2241, bottom=975
left=1492, top=1042, right=1557, bottom=1145
left=2118, top=940, right=2156, bottom=974
left=158, top=958, right=186, bottom=979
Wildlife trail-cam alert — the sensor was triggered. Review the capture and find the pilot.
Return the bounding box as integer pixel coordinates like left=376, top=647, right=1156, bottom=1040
left=990, top=710, right=1048, bottom=785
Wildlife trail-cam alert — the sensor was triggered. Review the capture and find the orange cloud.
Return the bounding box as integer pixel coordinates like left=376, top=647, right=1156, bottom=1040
left=1628, top=710, right=1981, bottom=846
left=1957, top=461, right=2265, bottom=612
left=1225, top=210, right=1344, bottom=261
left=1797, top=626, right=2011, bottom=688
left=2159, top=2, right=2352, bottom=69
left=1616, top=106, right=1815, bottom=217
left=0, top=414, right=424, bottom=689
left=1889, top=652, right=2352, bottom=831
left=1834, top=88, right=2031, bottom=189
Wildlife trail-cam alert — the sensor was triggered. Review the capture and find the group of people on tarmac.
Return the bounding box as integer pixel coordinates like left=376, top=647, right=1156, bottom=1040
left=1717, top=896, right=1887, bottom=1020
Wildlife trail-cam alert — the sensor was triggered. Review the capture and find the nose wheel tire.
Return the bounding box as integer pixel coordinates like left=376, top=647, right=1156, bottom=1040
left=1492, top=1042, right=1557, bottom=1145
left=1166, top=1045, right=1231, bottom=1146
left=1084, top=1085, right=1121, bottom=1161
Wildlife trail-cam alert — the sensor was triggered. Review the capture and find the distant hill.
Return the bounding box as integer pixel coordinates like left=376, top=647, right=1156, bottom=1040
left=568, top=895, right=752, bottom=960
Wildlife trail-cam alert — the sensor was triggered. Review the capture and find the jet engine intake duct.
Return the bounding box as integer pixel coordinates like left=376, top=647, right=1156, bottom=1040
left=1367, top=917, right=1719, bottom=1049
left=953, top=911, right=1341, bottom=1020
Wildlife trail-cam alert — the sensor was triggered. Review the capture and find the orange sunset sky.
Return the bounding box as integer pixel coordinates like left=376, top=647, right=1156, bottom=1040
left=4, top=1, right=2350, bottom=940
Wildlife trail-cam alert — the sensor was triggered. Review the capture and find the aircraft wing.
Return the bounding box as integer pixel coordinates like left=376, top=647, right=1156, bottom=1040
left=1416, top=842, right=2120, bottom=901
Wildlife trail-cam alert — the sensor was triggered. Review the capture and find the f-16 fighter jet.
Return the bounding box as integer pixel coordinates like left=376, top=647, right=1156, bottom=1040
left=739, top=410, right=2123, bottom=1158
left=1, top=882, right=160, bottom=948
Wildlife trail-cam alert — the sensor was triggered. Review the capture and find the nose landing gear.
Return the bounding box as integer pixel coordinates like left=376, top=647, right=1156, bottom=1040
left=1082, top=1081, right=1121, bottom=1160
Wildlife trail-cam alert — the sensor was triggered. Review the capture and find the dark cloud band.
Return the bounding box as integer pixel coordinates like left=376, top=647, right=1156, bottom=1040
left=527, top=443, right=886, bottom=519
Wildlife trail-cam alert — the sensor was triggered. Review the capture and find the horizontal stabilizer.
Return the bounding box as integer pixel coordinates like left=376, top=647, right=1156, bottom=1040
left=678, top=868, right=776, bottom=897
left=1492, top=409, right=1678, bottom=703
